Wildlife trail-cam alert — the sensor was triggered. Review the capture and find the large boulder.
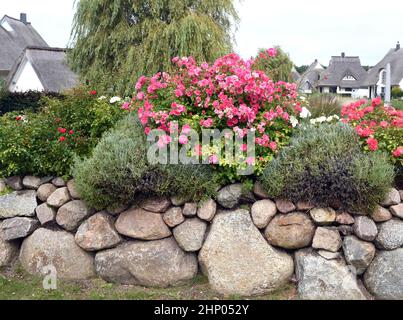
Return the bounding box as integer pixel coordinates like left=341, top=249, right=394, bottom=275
left=182, top=203, right=198, bottom=217
left=364, top=249, right=403, bottom=300
left=252, top=182, right=269, bottom=199
left=310, top=208, right=336, bottom=225
left=353, top=216, right=378, bottom=241
left=67, top=179, right=81, bottom=199
left=140, top=196, right=171, bottom=213
left=47, top=187, right=71, bottom=208
left=163, top=207, right=185, bottom=228
left=275, top=199, right=296, bottom=214
left=95, top=237, right=198, bottom=287
left=264, top=212, right=315, bottom=249
left=1, top=217, right=39, bottom=240
left=52, top=177, right=66, bottom=187
left=0, top=190, right=37, bottom=218
left=197, top=199, right=217, bottom=222
left=0, top=222, right=19, bottom=266
left=370, top=206, right=392, bottom=223
left=75, top=212, right=122, bottom=251
left=173, top=218, right=207, bottom=252
left=390, top=204, right=403, bottom=219
left=22, top=176, right=41, bottom=190
left=199, top=209, right=294, bottom=296
left=19, top=228, right=95, bottom=280
left=36, top=184, right=57, bottom=202
left=342, top=236, right=375, bottom=275
left=295, top=250, right=367, bottom=300
left=216, top=184, right=242, bottom=209
left=312, top=227, right=342, bottom=253
left=380, top=188, right=400, bottom=207
left=251, top=199, right=277, bottom=229
left=115, top=208, right=171, bottom=240
left=56, top=200, right=91, bottom=231
left=375, top=219, right=403, bottom=250
left=6, top=176, right=22, bottom=191
left=35, top=203, right=57, bottom=225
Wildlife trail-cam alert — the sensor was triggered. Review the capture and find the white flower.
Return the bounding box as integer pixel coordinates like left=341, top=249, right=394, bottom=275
left=300, top=107, right=312, bottom=119
left=290, top=116, right=299, bottom=128
left=299, top=96, right=307, bottom=101
left=98, top=96, right=107, bottom=100
left=110, top=96, right=122, bottom=104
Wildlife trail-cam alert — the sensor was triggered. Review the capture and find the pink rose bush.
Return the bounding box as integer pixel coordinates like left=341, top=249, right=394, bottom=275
left=124, top=51, right=305, bottom=181
left=341, top=97, right=403, bottom=166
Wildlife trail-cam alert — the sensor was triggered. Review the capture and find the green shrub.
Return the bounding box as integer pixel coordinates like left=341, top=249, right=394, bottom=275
left=0, top=90, right=63, bottom=115
left=392, top=87, right=403, bottom=99
left=73, top=114, right=148, bottom=209
left=0, top=88, right=125, bottom=178
left=259, top=123, right=394, bottom=213
left=307, top=93, right=342, bottom=117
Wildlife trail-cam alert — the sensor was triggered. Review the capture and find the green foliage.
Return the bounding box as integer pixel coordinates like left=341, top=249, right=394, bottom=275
left=69, top=0, right=239, bottom=95
left=392, top=87, right=403, bottom=99
left=253, top=47, right=294, bottom=82
left=0, top=90, right=63, bottom=115
left=295, top=65, right=309, bottom=75
left=73, top=114, right=148, bottom=209
left=0, top=88, right=125, bottom=178
left=259, top=123, right=394, bottom=213
left=391, top=99, right=403, bottom=110
left=307, top=93, right=342, bottom=117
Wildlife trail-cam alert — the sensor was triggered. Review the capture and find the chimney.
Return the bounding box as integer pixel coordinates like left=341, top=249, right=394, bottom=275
left=20, top=13, right=27, bottom=24
left=396, top=41, right=401, bottom=51
left=341, top=52, right=346, bottom=58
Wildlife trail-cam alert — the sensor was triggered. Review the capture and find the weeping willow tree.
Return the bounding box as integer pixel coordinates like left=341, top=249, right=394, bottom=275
left=253, top=46, right=294, bottom=83
left=69, top=0, right=239, bottom=95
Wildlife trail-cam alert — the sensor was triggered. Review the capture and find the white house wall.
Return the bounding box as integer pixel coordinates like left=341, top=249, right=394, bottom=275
left=8, top=59, right=44, bottom=92
left=399, top=78, right=403, bottom=90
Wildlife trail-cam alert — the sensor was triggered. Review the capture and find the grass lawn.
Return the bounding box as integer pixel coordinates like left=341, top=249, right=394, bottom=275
left=0, top=265, right=297, bottom=300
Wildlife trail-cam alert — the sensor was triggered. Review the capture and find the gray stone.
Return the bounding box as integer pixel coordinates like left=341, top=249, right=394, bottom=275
left=6, top=176, right=22, bottom=190
left=312, top=227, right=342, bottom=253
left=252, top=182, right=269, bottom=199
left=183, top=203, right=198, bottom=217
left=338, top=225, right=354, bottom=236
left=0, top=179, right=6, bottom=193
left=140, top=196, right=171, bottom=213
left=95, top=237, right=198, bottom=287
left=67, top=179, right=80, bottom=199
left=170, top=195, right=190, bottom=206
left=35, top=203, right=57, bottom=225
left=36, top=183, right=57, bottom=202
left=375, top=219, right=403, bottom=250
left=106, top=205, right=128, bottom=216
left=370, top=206, right=392, bottom=223
left=0, top=222, right=19, bottom=266
left=317, top=250, right=341, bottom=260
left=39, top=176, right=53, bottom=185
left=47, top=187, right=71, bottom=208
left=216, top=184, right=242, bottom=209
left=199, top=209, right=294, bottom=296
left=275, top=199, right=296, bottom=214
left=115, top=208, right=171, bottom=240
left=364, top=249, right=403, bottom=300
left=310, top=208, right=336, bottom=225
left=173, top=218, right=207, bottom=252
left=197, top=199, right=217, bottom=222
left=163, top=207, right=185, bottom=227
left=251, top=199, right=277, bottom=229
left=336, top=212, right=355, bottom=225
left=353, top=216, right=378, bottom=242
left=400, top=190, right=403, bottom=202
left=20, top=228, right=95, bottom=280
left=0, top=190, right=37, bottom=218
left=22, top=176, right=41, bottom=190
left=296, top=201, right=315, bottom=211
left=390, top=204, right=403, bottom=219
left=380, top=188, right=400, bottom=207
left=343, top=236, right=375, bottom=275
left=52, top=177, right=66, bottom=187
left=1, top=217, right=39, bottom=240
left=295, top=250, right=367, bottom=300
left=265, top=212, right=315, bottom=249
left=56, top=200, right=91, bottom=231
left=75, top=212, right=122, bottom=251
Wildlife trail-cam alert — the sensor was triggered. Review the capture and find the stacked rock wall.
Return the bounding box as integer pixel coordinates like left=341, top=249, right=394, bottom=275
left=1, top=176, right=403, bottom=299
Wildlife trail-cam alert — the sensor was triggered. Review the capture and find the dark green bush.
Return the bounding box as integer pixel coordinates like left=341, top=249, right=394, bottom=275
left=73, top=114, right=220, bottom=210
left=0, top=90, right=63, bottom=115
left=392, top=87, right=403, bottom=99
left=259, top=123, right=395, bottom=213
left=0, top=88, right=125, bottom=178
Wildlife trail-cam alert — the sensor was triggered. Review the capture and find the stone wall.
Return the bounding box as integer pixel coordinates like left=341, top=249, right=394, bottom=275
left=1, top=176, right=403, bottom=299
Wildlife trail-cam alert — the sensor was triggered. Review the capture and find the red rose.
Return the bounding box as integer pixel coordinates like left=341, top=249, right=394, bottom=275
left=59, top=136, right=66, bottom=142
left=58, top=127, right=67, bottom=134
left=69, top=130, right=74, bottom=135
left=89, top=90, right=97, bottom=95
left=15, top=116, right=22, bottom=121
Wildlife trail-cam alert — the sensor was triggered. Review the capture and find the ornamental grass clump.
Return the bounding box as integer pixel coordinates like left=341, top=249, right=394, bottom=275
left=259, top=123, right=395, bottom=213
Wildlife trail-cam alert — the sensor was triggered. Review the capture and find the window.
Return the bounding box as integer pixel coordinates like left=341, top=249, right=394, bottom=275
left=380, top=70, right=386, bottom=85
left=342, top=75, right=356, bottom=81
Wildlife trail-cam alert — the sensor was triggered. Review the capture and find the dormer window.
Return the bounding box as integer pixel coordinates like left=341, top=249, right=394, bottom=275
left=1, top=20, right=13, bottom=32
left=343, top=75, right=356, bottom=81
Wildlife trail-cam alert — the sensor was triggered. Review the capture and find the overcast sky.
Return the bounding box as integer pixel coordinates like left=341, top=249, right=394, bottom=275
left=1, top=0, right=402, bottom=66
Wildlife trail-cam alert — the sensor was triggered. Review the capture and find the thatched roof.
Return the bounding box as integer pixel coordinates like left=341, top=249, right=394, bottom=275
left=318, top=54, right=367, bottom=88
left=7, top=47, right=78, bottom=93
left=298, top=60, right=324, bottom=90
left=364, top=44, right=403, bottom=86
left=0, top=15, right=48, bottom=73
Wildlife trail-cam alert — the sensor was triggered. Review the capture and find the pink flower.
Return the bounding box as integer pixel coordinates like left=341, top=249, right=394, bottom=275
left=267, top=48, right=277, bottom=57
left=181, top=124, right=192, bottom=135
left=209, top=154, right=219, bottom=164
left=121, top=102, right=130, bottom=110
left=137, top=92, right=145, bottom=100
left=367, top=137, right=378, bottom=151
left=392, top=147, right=403, bottom=158
left=269, top=141, right=277, bottom=151
left=240, top=144, right=248, bottom=152
left=246, top=157, right=255, bottom=166
left=179, top=135, right=188, bottom=145
left=144, top=127, right=151, bottom=135
left=200, top=118, right=213, bottom=128
left=380, top=121, right=389, bottom=128
left=157, top=135, right=172, bottom=148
